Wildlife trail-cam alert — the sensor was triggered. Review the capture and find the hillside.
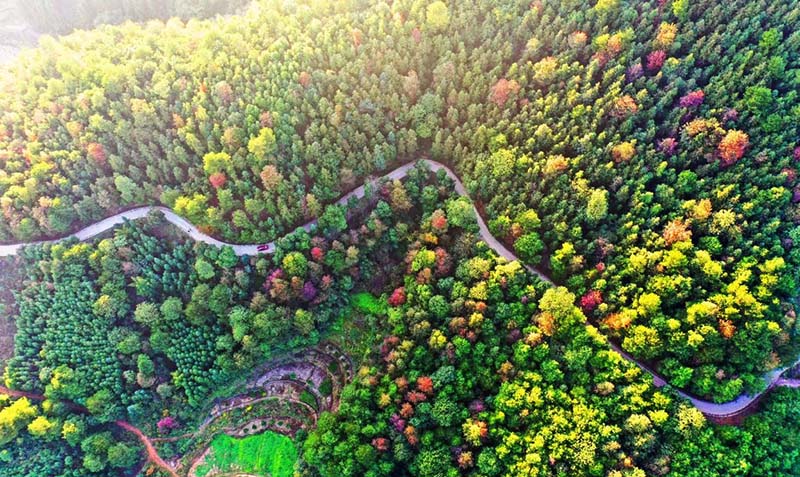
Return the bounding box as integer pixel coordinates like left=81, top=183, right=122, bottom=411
left=0, top=1, right=799, bottom=477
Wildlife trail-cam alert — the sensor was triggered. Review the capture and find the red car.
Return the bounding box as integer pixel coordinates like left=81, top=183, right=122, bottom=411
left=257, top=244, right=270, bottom=252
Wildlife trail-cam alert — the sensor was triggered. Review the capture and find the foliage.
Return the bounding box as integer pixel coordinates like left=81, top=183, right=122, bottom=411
left=2, top=0, right=800, bottom=475
left=195, top=431, right=297, bottom=477
left=303, top=229, right=683, bottom=477
left=2, top=2, right=798, bottom=401
left=1, top=163, right=467, bottom=473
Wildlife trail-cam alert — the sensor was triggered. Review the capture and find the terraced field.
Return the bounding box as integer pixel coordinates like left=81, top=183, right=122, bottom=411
left=180, top=343, right=352, bottom=477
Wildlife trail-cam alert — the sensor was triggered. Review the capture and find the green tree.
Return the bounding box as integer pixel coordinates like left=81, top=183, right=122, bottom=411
left=114, top=175, right=140, bottom=203
left=446, top=197, right=477, bottom=231
left=248, top=127, right=277, bottom=160
left=107, top=442, right=139, bottom=468
left=194, top=259, right=215, bottom=280
left=425, top=1, right=449, bottom=31
left=86, top=389, right=118, bottom=422
left=202, top=151, right=231, bottom=175
left=744, top=86, right=773, bottom=114
left=318, top=204, right=347, bottom=235
left=514, top=233, right=544, bottom=264
left=515, top=209, right=541, bottom=234
left=133, top=302, right=161, bottom=326
left=586, top=189, right=608, bottom=222
left=622, top=325, right=663, bottom=360
left=61, top=416, right=86, bottom=446
left=282, top=251, right=308, bottom=277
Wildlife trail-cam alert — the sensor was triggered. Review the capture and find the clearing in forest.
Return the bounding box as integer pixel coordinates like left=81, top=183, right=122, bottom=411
left=193, top=432, right=297, bottom=477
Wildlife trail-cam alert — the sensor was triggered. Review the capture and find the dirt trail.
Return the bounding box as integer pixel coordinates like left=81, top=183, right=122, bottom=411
left=0, top=385, right=44, bottom=400
left=116, top=420, right=178, bottom=477
left=0, top=385, right=177, bottom=477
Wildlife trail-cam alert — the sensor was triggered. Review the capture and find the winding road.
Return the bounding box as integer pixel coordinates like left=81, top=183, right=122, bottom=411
left=0, top=159, right=797, bottom=419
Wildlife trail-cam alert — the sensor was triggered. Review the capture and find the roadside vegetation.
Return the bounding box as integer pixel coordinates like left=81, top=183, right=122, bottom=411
left=1, top=0, right=800, bottom=476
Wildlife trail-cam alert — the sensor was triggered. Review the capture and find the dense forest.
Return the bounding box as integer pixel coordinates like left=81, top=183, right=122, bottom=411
left=303, top=244, right=800, bottom=477
left=1, top=0, right=798, bottom=400
left=2, top=162, right=800, bottom=477
left=0, top=164, right=482, bottom=475
left=0, top=0, right=799, bottom=476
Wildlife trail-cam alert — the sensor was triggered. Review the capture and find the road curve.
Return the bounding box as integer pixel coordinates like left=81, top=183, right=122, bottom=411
left=605, top=341, right=796, bottom=417
left=0, top=160, right=554, bottom=288
left=116, top=420, right=179, bottom=477
left=0, top=159, right=796, bottom=418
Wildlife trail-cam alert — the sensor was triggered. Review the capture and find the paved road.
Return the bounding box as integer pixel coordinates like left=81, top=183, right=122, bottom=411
left=0, top=205, right=260, bottom=257
left=775, top=378, right=800, bottom=389
left=0, top=160, right=554, bottom=287
left=605, top=340, right=796, bottom=417
left=0, top=159, right=796, bottom=418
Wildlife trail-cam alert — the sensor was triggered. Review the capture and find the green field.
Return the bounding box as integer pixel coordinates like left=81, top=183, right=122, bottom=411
left=195, top=432, right=297, bottom=477
left=351, top=292, right=387, bottom=316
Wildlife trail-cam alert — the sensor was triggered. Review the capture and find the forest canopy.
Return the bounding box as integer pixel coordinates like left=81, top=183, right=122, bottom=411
left=1, top=0, right=797, bottom=401
left=1, top=0, right=800, bottom=476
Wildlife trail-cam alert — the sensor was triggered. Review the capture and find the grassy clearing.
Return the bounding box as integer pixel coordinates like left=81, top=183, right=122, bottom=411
left=195, top=431, right=297, bottom=477
left=351, top=292, right=388, bottom=315
left=324, top=292, right=389, bottom=367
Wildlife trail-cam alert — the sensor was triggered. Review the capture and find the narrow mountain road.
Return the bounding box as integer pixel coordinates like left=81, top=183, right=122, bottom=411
left=775, top=378, right=800, bottom=389
left=604, top=342, right=795, bottom=417
left=0, top=160, right=554, bottom=286
left=0, top=159, right=796, bottom=419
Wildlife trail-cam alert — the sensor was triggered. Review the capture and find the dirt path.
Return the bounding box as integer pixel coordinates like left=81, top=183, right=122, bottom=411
left=0, top=385, right=177, bottom=477
left=115, top=420, right=178, bottom=477
left=0, top=346, right=348, bottom=475
left=0, top=385, right=45, bottom=401
left=186, top=446, right=211, bottom=477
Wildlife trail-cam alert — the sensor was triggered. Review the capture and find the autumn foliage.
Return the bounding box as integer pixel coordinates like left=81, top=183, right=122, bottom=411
left=388, top=287, right=406, bottom=306
left=718, top=130, right=750, bottom=166
left=490, top=78, right=520, bottom=107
